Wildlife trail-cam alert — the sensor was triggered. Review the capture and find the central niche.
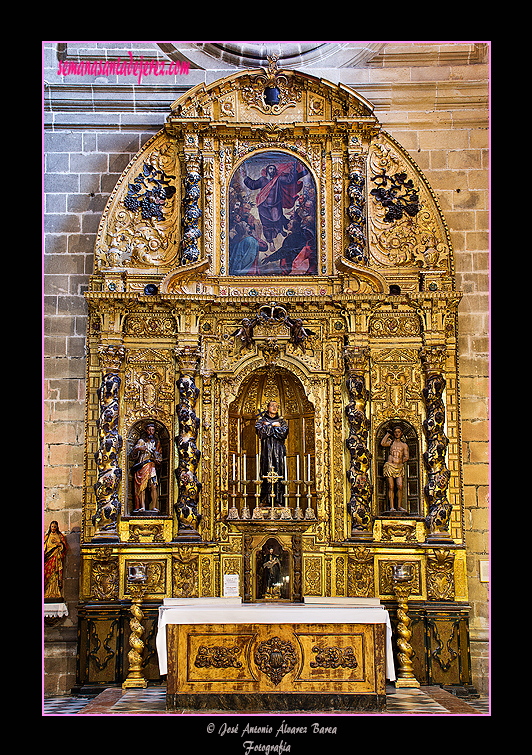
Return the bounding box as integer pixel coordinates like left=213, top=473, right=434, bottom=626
left=229, top=367, right=315, bottom=512
left=228, top=151, right=318, bottom=276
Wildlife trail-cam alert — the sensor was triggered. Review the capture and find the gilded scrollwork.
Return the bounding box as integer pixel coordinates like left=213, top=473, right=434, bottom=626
left=123, top=348, right=175, bottom=429
left=241, top=56, right=303, bottom=116
left=195, top=645, right=243, bottom=669
left=368, top=135, right=451, bottom=273
left=371, top=349, right=423, bottom=427
left=310, top=645, right=358, bottom=670
left=381, top=523, right=417, bottom=542
left=96, top=139, right=179, bottom=270
left=128, top=523, right=165, bottom=543
left=347, top=547, right=374, bottom=598
left=90, top=549, right=119, bottom=600
left=427, top=548, right=455, bottom=601
left=172, top=547, right=199, bottom=598
left=304, top=556, right=322, bottom=596
left=125, top=313, right=177, bottom=338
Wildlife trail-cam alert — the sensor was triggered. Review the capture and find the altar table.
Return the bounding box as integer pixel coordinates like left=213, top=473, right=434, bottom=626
left=157, top=599, right=395, bottom=711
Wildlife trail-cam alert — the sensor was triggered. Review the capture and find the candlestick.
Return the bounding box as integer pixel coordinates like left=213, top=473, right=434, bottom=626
left=294, top=478, right=303, bottom=520
left=252, top=453, right=263, bottom=519
left=280, top=467, right=291, bottom=519
left=304, top=458, right=316, bottom=520
left=252, top=473, right=263, bottom=519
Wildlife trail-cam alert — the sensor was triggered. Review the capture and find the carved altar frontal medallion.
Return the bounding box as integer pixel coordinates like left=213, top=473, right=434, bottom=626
left=254, top=636, right=298, bottom=685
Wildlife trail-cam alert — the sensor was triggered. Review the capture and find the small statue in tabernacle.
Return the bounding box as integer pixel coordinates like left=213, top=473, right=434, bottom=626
left=255, top=400, right=289, bottom=507
left=381, top=425, right=409, bottom=511
left=44, top=521, right=67, bottom=601
left=129, top=422, right=162, bottom=513
left=262, top=548, right=282, bottom=599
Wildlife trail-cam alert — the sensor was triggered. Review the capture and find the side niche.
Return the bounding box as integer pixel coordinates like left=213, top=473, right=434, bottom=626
left=375, top=421, right=421, bottom=517
left=126, top=420, right=171, bottom=517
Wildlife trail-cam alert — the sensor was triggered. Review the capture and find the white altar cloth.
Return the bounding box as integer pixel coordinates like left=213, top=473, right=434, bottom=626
left=156, top=598, right=395, bottom=680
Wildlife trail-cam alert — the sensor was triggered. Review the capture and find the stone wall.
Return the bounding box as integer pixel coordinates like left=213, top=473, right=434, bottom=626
left=43, top=42, right=489, bottom=695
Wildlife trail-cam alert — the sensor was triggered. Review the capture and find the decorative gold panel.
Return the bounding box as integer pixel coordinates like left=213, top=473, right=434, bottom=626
left=167, top=622, right=386, bottom=696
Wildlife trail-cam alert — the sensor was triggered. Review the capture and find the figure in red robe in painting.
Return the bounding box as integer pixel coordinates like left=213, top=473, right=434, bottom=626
left=244, top=160, right=308, bottom=251
left=290, top=228, right=318, bottom=275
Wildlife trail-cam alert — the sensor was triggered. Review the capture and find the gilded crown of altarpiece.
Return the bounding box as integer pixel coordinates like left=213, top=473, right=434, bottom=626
left=78, top=60, right=472, bottom=691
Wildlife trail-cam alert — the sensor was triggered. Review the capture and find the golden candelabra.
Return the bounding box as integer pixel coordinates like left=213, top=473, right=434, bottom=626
left=227, top=459, right=315, bottom=522
left=122, top=580, right=148, bottom=689
left=392, top=564, right=420, bottom=688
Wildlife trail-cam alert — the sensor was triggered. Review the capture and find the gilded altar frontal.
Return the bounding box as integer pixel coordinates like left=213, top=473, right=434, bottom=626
left=43, top=45, right=489, bottom=697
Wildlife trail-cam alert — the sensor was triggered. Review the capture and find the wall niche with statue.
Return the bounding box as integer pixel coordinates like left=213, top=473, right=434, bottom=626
left=126, top=420, right=171, bottom=517
left=375, top=421, right=421, bottom=516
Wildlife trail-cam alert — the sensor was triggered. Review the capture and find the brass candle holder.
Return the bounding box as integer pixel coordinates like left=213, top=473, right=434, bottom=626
left=227, top=478, right=240, bottom=520
left=122, top=565, right=148, bottom=689
left=391, top=563, right=420, bottom=688
left=252, top=472, right=263, bottom=519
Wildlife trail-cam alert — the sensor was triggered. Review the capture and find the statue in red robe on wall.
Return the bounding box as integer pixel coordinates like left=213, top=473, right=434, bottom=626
left=129, top=422, right=162, bottom=512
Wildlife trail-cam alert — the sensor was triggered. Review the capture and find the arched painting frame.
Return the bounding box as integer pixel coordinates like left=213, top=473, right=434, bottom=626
left=228, top=150, right=318, bottom=276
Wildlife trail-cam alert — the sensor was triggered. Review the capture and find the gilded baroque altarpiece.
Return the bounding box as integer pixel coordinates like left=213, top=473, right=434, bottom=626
left=77, top=61, right=472, bottom=690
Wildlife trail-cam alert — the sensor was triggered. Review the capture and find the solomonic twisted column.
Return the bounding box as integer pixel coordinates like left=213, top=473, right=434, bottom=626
left=344, top=346, right=373, bottom=540
left=92, top=345, right=125, bottom=542
left=173, top=345, right=202, bottom=541
left=421, top=346, right=453, bottom=543
left=345, top=155, right=368, bottom=265
left=122, top=582, right=148, bottom=689
left=391, top=564, right=420, bottom=688
left=180, top=154, right=202, bottom=265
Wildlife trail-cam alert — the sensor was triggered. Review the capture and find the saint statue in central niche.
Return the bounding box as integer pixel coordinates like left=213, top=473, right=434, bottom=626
left=228, top=151, right=317, bottom=276
left=255, top=400, right=289, bottom=506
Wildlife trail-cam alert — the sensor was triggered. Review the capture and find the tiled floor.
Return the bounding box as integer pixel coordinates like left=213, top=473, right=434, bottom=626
left=43, top=685, right=490, bottom=716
